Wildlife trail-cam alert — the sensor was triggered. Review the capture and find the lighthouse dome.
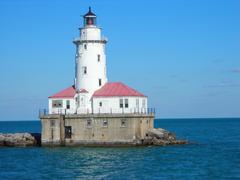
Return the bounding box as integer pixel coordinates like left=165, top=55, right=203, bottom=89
left=84, top=7, right=96, bottom=17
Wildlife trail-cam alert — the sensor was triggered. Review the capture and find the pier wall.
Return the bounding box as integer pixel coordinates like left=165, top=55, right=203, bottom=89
left=40, top=114, right=154, bottom=146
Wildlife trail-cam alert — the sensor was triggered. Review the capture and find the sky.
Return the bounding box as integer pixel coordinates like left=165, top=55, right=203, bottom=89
left=0, top=0, right=240, bottom=120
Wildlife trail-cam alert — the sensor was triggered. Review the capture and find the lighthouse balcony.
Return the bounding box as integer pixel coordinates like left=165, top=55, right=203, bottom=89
left=39, top=108, right=155, bottom=118
left=73, top=37, right=107, bottom=44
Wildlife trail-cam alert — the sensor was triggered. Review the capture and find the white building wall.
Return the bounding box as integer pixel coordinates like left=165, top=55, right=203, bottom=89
left=92, top=96, right=148, bottom=114
left=75, top=93, right=92, bottom=114
left=80, top=27, right=101, bottom=40
left=49, top=98, right=76, bottom=114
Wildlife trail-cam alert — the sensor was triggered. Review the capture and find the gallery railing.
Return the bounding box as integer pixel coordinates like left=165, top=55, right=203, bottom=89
left=39, top=108, right=155, bottom=117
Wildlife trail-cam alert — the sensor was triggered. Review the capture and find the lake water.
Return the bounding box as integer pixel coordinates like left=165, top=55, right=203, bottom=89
left=0, top=118, right=240, bottom=179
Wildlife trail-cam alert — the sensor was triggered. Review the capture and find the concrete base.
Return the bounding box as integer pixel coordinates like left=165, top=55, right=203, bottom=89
left=42, top=140, right=140, bottom=147
left=40, top=113, right=155, bottom=147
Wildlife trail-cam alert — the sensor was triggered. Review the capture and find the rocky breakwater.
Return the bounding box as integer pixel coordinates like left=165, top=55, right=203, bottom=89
left=143, top=128, right=188, bottom=146
left=0, top=129, right=187, bottom=147
left=0, top=133, right=41, bottom=147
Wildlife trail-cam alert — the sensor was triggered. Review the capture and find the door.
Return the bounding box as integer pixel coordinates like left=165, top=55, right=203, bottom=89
left=65, top=126, right=72, bottom=139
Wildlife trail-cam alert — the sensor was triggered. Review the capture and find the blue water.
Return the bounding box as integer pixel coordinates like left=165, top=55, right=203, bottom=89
left=0, top=118, right=240, bottom=179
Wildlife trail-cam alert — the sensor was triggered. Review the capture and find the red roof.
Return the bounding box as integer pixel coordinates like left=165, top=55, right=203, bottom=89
left=93, top=82, right=146, bottom=97
left=78, top=88, right=88, bottom=93
left=49, top=86, right=76, bottom=98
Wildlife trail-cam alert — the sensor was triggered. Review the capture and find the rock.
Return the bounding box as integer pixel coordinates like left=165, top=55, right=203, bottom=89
left=0, top=130, right=187, bottom=147
left=144, top=128, right=188, bottom=146
left=147, top=128, right=165, bottom=139
left=173, top=140, right=188, bottom=145
left=142, top=136, right=154, bottom=145
left=0, top=133, right=40, bottom=147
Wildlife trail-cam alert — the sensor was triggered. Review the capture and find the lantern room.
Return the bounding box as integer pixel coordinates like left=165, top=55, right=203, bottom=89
left=83, top=7, right=97, bottom=26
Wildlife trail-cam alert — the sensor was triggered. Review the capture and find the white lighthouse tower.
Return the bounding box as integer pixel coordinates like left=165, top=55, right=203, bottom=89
left=73, top=7, right=108, bottom=113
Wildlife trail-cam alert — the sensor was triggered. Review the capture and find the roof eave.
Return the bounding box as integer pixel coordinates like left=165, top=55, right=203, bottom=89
left=48, top=96, right=75, bottom=99
left=92, top=95, right=147, bottom=98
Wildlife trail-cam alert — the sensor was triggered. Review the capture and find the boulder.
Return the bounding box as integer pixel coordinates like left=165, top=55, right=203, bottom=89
left=147, top=128, right=176, bottom=141
left=147, top=128, right=165, bottom=139
left=144, top=128, right=188, bottom=146
left=0, top=133, right=39, bottom=147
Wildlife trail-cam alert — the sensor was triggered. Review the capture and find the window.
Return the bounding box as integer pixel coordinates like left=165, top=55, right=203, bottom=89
left=65, top=126, right=72, bottom=139
left=119, top=99, right=123, bottom=108
left=66, top=100, right=70, bottom=109
left=99, top=102, right=102, bottom=107
left=102, top=119, right=108, bottom=127
left=136, top=99, right=139, bottom=108
left=99, top=79, right=102, bottom=86
left=121, top=119, right=127, bottom=127
left=52, top=100, right=63, bottom=108
left=83, top=66, right=87, bottom=74
left=50, top=120, right=55, bottom=127
left=125, top=99, right=129, bottom=108
left=142, top=99, right=146, bottom=108
left=86, top=119, right=92, bottom=127
left=97, top=54, right=100, bottom=62
left=84, top=44, right=87, bottom=50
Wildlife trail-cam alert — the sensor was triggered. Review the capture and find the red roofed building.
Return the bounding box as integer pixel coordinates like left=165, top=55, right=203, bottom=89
left=48, top=86, right=76, bottom=114
left=92, top=82, right=147, bottom=114
left=48, top=82, right=147, bottom=114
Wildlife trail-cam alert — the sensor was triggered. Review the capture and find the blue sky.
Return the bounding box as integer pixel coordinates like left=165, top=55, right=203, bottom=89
left=0, top=0, right=239, bottom=120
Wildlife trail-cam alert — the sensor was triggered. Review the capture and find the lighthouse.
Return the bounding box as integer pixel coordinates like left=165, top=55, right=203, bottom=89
left=48, top=8, right=149, bottom=115
left=41, top=8, right=155, bottom=146
left=73, top=7, right=108, bottom=112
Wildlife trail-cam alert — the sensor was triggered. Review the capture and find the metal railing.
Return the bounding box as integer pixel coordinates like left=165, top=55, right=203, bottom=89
left=39, top=108, right=155, bottom=117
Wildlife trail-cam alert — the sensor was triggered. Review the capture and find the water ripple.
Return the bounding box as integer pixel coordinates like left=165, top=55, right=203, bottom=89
left=0, top=118, right=240, bottom=179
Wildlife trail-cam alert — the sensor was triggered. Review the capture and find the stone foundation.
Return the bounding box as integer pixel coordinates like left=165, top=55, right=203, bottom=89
left=40, top=113, right=155, bottom=146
